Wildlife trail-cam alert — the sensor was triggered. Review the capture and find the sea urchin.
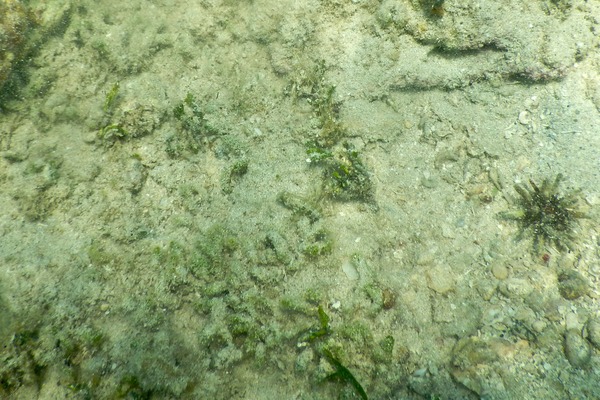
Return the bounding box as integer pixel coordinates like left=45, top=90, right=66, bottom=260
left=500, top=174, right=587, bottom=253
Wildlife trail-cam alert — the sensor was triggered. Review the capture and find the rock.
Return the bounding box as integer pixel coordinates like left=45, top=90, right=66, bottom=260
left=426, top=265, right=455, bottom=294
left=382, top=288, right=396, bottom=310
left=564, top=329, right=591, bottom=368
left=0, top=1, right=72, bottom=91
left=532, top=319, right=547, bottom=333
left=585, top=317, right=600, bottom=350
left=491, top=263, right=509, bottom=280
left=0, top=1, right=36, bottom=90
left=125, top=157, right=147, bottom=194
left=498, top=278, right=533, bottom=299
left=557, top=270, right=589, bottom=300
left=476, top=280, right=497, bottom=301
left=451, top=336, right=512, bottom=397
left=452, top=337, right=499, bottom=368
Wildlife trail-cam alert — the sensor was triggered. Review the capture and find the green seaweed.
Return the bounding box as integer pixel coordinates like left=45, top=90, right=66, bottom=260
left=103, top=82, right=120, bottom=113
left=222, top=159, right=249, bottom=194
left=97, top=123, right=128, bottom=145
left=302, top=305, right=331, bottom=342
left=169, top=92, right=220, bottom=155
left=322, top=348, right=369, bottom=400
left=286, top=61, right=345, bottom=148
left=277, top=191, right=321, bottom=223
left=174, top=93, right=218, bottom=138
left=322, top=144, right=374, bottom=202
left=96, top=82, right=128, bottom=146
left=306, top=144, right=333, bottom=163
left=302, top=229, right=333, bottom=259
left=299, top=306, right=369, bottom=399
left=314, top=85, right=346, bottom=148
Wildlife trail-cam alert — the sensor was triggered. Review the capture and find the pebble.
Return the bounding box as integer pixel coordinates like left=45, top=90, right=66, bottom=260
left=382, top=288, right=396, bottom=310
left=564, top=329, right=591, bottom=368
left=491, top=263, right=509, bottom=280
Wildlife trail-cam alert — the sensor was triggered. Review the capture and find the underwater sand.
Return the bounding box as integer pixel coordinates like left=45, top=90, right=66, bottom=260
left=1, top=0, right=599, bottom=399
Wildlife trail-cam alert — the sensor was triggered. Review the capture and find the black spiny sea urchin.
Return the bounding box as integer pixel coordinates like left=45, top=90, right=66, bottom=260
left=500, top=174, right=587, bottom=253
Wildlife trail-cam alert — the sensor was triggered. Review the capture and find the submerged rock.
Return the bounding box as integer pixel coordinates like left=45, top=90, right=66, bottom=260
left=564, top=329, right=591, bottom=368
left=584, top=317, right=600, bottom=351
left=0, top=0, right=36, bottom=91
left=557, top=270, right=589, bottom=300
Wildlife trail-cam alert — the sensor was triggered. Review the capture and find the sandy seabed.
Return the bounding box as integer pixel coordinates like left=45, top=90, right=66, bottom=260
left=1, top=1, right=600, bottom=399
